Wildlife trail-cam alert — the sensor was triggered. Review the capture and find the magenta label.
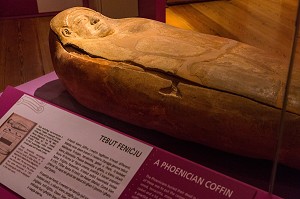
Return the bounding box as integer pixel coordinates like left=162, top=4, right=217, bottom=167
left=121, top=148, right=257, bottom=199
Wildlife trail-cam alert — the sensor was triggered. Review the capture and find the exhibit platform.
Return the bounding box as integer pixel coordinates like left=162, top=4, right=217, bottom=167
left=0, top=72, right=299, bottom=199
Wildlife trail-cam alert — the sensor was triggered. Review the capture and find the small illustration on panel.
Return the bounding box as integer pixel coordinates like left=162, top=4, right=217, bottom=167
left=0, top=113, right=36, bottom=164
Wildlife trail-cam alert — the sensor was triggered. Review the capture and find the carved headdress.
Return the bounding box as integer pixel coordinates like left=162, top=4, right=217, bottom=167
left=50, top=7, right=112, bottom=45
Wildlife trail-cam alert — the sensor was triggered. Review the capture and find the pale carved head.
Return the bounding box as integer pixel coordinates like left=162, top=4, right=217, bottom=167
left=50, top=7, right=115, bottom=45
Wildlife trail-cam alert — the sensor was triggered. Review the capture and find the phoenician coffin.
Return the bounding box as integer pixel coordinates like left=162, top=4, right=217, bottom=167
left=49, top=7, right=300, bottom=169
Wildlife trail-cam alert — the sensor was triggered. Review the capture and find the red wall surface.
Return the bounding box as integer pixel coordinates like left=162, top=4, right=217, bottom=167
left=0, top=0, right=38, bottom=18
left=138, top=0, right=165, bottom=22
left=0, top=0, right=165, bottom=22
left=0, top=0, right=89, bottom=18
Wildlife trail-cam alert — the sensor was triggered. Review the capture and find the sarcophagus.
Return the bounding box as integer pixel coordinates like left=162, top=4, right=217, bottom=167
left=49, top=7, right=300, bottom=169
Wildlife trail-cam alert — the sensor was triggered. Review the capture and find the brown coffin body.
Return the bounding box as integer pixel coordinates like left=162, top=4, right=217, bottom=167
left=49, top=7, right=300, bottom=169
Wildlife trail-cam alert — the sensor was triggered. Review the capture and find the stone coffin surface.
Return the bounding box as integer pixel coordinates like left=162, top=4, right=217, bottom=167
left=49, top=7, right=300, bottom=169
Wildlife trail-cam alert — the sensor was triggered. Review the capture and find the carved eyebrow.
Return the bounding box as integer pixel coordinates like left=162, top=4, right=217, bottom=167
left=74, top=15, right=88, bottom=24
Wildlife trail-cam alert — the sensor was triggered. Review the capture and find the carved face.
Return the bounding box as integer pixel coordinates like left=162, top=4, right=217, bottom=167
left=62, top=9, right=114, bottom=39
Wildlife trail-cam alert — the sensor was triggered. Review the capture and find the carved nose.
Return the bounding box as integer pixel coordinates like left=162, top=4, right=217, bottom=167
left=91, top=18, right=100, bottom=25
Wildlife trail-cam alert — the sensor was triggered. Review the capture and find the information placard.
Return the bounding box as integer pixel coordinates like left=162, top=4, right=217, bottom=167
left=0, top=86, right=282, bottom=199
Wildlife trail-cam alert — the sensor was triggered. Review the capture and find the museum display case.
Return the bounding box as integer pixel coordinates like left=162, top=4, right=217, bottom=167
left=164, top=1, right=300, bottom=198
left=47, top=2, right=300, bottom=198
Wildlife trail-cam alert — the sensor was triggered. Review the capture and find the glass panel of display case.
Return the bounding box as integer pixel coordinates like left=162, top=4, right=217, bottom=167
left=167, top=1, right=299, bottom=198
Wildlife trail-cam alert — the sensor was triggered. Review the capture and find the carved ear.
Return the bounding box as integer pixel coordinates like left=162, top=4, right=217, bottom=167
left=61, top=28, right=74, bottom=37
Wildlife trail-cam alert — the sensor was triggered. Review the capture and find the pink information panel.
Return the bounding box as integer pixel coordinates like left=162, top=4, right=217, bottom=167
left=0, top=86, right=281, bottom=199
